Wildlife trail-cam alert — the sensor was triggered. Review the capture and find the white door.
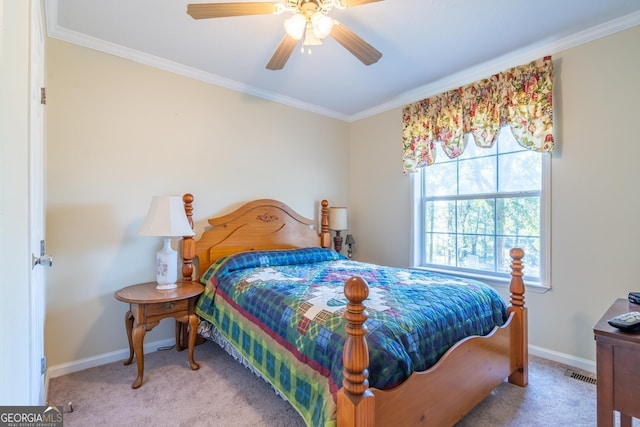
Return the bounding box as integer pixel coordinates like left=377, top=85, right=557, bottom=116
left=29, top=0, right=49, bottom=405
left=0, top=0, right=47, bottom=405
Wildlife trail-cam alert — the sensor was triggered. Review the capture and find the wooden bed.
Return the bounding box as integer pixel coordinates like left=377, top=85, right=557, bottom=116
left=179, top=193, right=528, bottom=427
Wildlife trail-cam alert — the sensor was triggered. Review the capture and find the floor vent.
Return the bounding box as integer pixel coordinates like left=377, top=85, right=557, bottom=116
left=564, top=369, right=597, bottom=385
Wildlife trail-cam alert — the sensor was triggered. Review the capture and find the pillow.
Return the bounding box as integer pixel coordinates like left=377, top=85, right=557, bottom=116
left=200, top=247, right=346, bottom=285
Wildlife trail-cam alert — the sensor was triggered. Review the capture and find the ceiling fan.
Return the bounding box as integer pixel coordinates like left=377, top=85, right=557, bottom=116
left=187, top=0, right=383, bottom=70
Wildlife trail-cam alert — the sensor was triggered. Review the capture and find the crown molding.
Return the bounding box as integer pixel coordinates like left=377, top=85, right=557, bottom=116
left=349, top=10, right=640, bottom=122
left=44, top=2, right=349, bottom=121
left=44, top=0, right=639, bottom=123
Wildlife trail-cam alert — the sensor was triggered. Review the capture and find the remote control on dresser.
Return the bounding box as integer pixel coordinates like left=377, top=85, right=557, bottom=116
left=629, top=292, right=640, bottom=305
left=608, top=311, right=640, bottom=332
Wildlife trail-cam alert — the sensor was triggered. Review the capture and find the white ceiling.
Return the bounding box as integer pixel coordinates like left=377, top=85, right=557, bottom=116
left=45, top=0, right=640, bottom=121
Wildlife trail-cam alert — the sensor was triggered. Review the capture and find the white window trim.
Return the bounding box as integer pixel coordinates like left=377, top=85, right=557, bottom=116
left=410, top=153, right=552, bottom=292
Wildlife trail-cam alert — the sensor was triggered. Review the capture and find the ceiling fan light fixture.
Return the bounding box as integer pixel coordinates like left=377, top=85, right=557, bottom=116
left=302, top=22, right=323, bottom=46
left=284, top=13, right=306, bottom=40
left=311, top=12, right=333, bottom=39
left=185, top=0, right=383, bottom=70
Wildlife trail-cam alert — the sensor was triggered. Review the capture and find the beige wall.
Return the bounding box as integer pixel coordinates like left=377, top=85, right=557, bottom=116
left=349, top=25, right=640, bottom=365
left=46, top=24, right=640, bottom=371
left=45, top=39, right=349, bottom=368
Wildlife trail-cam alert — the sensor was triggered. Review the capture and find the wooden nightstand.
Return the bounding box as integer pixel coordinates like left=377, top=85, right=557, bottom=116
left=115, top=281, right=204, bottom=389
left=593, top=298, right=640, bottom=426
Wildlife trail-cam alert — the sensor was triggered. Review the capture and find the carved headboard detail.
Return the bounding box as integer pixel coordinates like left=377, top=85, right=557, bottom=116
left=181, top=194, right=331, bottom=280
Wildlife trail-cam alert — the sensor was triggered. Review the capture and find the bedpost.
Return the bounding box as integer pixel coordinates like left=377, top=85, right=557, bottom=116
left=507, top=247, right=528, bottom=387
left=182, top=193, right=195, bottom=281
left=337, top=276, right=375, bottom=427
left=320, top=200, right=331, bottom=248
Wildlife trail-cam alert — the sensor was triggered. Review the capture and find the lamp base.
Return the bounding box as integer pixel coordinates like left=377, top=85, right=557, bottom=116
left=155, top=237, right=178, bottom=291
left=333, top=231, right=343, bottom=253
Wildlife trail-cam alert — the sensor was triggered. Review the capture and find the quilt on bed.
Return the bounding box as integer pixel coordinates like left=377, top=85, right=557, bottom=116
left=195, top=248, right=507, bottom=427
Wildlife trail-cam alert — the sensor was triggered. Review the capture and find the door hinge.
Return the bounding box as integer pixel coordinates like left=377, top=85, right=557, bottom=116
left=40, top=87, right=46, bottom=105
left=41, top=356, right=47, bottom=375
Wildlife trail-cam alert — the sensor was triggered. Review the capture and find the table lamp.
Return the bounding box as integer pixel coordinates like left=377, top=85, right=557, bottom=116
left=138, top=195, right=195, bottom=290
left=328, top=207, right=348, bottom=253
left=345, top=234, right=356, bottom=259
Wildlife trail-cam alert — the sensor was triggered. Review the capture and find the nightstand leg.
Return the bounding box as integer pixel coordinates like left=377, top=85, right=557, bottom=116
left=175, top=320, right=183, bottom=352
left=187, top=314, right=200, bottom=371
left=123, top=311, right=134, bottom=365
left=131, top=323, right=146, bottom=389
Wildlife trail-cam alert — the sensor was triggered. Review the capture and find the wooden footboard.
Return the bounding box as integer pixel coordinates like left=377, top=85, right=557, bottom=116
left=338, top=249, right=528, bottom=427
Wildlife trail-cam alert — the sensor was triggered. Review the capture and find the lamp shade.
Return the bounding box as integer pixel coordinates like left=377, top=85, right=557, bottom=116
left=138, top=196, right=195, bottom=237
left=139, top=195, right=193, bottom=290
left=328, top=207, right=348, bottom=231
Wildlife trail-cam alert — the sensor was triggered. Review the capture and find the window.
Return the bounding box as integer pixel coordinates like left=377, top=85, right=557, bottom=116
left=414, top=126, right=549, bottom=287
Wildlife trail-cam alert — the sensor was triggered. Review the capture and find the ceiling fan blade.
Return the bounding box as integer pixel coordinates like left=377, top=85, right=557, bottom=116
left=339, top=0, right=384, bottom=7
left=330, top=22, right=382, bottom=66
left=266, top=34, right=298, bottom=70
left=187, top=2, right=280, bottom=19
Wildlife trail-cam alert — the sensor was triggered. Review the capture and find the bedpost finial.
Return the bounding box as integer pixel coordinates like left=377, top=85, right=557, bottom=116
left=509, top=248, right=525, bottom=307
left=342, top=276, right=370, bottom=397
left=181, top=193, right=195, bottom=281
left=344, top=276, right=369, bottom=304
left=182, top=193, right=194, bottom=229
left=509, top=247, right=524, bottom=262
left=509, top=248, right=525, bottom=278
left=320, top=200, right=331, bottom=248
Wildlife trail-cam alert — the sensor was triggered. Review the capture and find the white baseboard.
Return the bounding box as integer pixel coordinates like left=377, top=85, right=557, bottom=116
left=43, top=371, right=49, bottom=405
left=529, top=344, right=596, bottom=374
left=47, top=339, right=596, bottom=379
left=47, top=338, right=175, bottom=379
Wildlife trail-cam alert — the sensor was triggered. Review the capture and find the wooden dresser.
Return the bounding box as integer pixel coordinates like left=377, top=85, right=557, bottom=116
left=593, top=298, right=640, bottom=427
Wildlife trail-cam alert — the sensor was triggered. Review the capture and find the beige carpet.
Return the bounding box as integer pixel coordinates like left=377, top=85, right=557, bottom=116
left=47, top=340, right=636, bottom=426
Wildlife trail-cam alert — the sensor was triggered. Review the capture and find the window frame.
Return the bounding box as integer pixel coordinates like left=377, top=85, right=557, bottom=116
left=411, top=141, right=551, bottom=291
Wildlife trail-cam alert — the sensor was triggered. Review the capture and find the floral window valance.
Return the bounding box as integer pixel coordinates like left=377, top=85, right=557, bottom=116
left=402, top=56, right=555, bottom=174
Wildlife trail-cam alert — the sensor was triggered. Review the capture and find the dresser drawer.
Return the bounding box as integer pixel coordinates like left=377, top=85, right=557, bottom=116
left=146, top=299, right=188, bottom=317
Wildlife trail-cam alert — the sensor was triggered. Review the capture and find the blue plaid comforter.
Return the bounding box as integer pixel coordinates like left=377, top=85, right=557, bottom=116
left=195, top=248, right=507, bottom=426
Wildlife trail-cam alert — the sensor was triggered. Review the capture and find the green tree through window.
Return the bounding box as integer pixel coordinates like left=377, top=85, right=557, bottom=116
left=417, top=126, right=548, bottom=284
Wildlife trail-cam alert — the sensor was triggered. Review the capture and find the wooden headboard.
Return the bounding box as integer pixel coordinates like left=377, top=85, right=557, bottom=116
left=180, top=194, right=332, bottom=280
